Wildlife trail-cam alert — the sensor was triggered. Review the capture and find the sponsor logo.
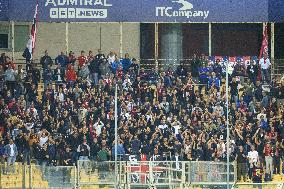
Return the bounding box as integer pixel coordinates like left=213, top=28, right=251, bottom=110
left=156, top=0, right=209, bottom=20
left=45, top=0, right=112, bottom=19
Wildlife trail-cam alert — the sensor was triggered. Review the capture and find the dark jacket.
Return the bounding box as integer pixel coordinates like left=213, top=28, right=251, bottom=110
left=40, top=55, right=53, bottom=69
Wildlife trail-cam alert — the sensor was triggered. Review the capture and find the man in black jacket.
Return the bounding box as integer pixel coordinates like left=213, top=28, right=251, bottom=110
left=40, top=50, right=53, bottom=70
left=247, top=60, right=258, bottom=86
left=190, top=54, right=201, bottom=82
left=62, top=147, right=73, bottom=183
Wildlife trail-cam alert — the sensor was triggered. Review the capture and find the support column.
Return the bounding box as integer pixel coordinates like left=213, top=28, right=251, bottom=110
left=11, top=21, right=15, bottom=61
left=65, top=22, right=69, bottom=53
left=120, top=22, right=123, bottom=58
left=209, top=23, right=212, bottom=56
left=160, top=23, right=183, bottom=70
left=271, top=23, right=275, bottom=78
left=154, top=23, right=159, bottom=72
left=99, top=24, right=102, bottom=50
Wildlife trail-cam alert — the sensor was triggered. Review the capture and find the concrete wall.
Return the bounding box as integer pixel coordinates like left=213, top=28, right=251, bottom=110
left=0, top=22, right=140, bottom=62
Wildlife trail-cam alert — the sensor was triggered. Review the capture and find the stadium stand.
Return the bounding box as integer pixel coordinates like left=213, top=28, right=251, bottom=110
left=0, top=49, right=284, bottom=188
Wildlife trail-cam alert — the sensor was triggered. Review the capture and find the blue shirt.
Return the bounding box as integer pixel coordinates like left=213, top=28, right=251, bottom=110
left=111, top=61, right=121, bottom=74
left=208, top=76, right=220, bottom=88
left=121, top=58, right=132, bottom=72
left=199, top=67, right=209, bottom=79
left=55, top=55, right=68, bottom=67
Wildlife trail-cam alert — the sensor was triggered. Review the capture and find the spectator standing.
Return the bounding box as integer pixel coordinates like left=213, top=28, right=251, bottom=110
left=77, top=50, right=87, bottom=69
left=130, top=58, right=140, bottom=76
left=77, top=139, right=90, bottom=161
left=78, top=64, right=90, bottom=80
left=4, top=139, right=18, bottom=174
left=96, top=49, right=106, bottom=62
left=252, top=160, right=263, bottom=189
left=4, top=64, right=17, bottom=95
left=107, top=51, right=116, bottom=65
left=263, top=142, right=273, bottom=181
left=111, top=140, right=126, bottom=160
left=43, top=65, right=53, bottom=89
left=68, top=51, right=76, bottom=65
left=31, top=63, right=41, bottom=87
left=110, top=57, right=121, bottom=75
left=0, top=53, right=8, bottom=67
left=259, top=53, right=271, bottom=84
left=87, top=50, right=95, bottom=63
left=40, top=50, right=53, bottom=70
left=62, top=147, right=73, bottom=183
left=176, top=63, right=188, bottom=82
left=230, top=77, right=239, bottom=103
left=236, top=146, right=247, bottom=182
left=198, top=64, right=209, bottom=93
left=248, top=145, right=259, bottom=180
left=66, top=65, right=77, bottom=87
left=247, top=59, right=258, bottom=85
left=121, top=53, right=132, bottom=74
left=55, top=51, right=68, bottom=69
left=99, top=59, right=111, bottom=79
left=213, top=58, right=222, bottom=78
left=190, top=54, right=200, bottom=83
left=0, top=140, right=6, bottom=173
left=53, top=64, right=65, bottom=90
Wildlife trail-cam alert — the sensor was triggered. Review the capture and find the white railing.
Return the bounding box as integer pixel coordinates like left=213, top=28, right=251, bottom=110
left=77, top=160, right=236, bottom=188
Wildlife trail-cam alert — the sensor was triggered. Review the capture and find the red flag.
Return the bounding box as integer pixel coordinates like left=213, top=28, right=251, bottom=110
left=31, top=3, right=38, bottom=53
left=23, top=1, right=38, bottom=61
left=258, top=23, right=269, bottom=81
left=259, top=24, right=269, bottom=60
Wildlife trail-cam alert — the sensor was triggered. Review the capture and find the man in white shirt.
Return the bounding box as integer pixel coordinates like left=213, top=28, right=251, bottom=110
left=247, top=145, right=259, bottom=180
left=259, top=54, right=271, bottom=84
left=93, top=118, right=104, bottom=136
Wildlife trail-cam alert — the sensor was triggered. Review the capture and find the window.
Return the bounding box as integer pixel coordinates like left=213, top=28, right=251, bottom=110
left=212, top=23, right=264, bottom=56
left=0, top=34, right=8, bottom=49
left=15, top=25, right=29, bottom=52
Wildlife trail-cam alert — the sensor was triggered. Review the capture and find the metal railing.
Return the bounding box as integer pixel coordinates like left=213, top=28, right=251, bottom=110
left=0, top=163, right=76, bottom=189
left=273, top=59, right=284, bottom=78
left=1, top=161, right=284, bottom=188
left=77, top=160, right=236, bottom=188
left=11, top=58, right=284, bottom=79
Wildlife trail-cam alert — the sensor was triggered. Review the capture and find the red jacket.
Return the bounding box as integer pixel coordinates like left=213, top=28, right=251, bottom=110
left=78, top=56, right=87, bottom=68
left=66, top=69, right=77, bottom=82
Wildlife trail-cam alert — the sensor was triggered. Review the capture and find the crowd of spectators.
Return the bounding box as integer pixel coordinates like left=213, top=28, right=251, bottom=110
left=0, top=50, right=283, bottom=182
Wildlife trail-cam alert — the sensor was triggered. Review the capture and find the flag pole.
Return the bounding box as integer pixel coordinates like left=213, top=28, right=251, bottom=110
left=209, top=22, right=212, bottom=56
left=226, top=58, right=230, bottom=189
left=114, top=83, right=118, bottom=189
left=271, top=23, right=275, bottom=81
left=33, top=0, right=39, bottom=62
left=11, top=21, right=15, bottom=61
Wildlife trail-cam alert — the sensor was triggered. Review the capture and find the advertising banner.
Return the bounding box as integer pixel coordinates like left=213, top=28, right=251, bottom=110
left=1, top=0, right=283, bottom=22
